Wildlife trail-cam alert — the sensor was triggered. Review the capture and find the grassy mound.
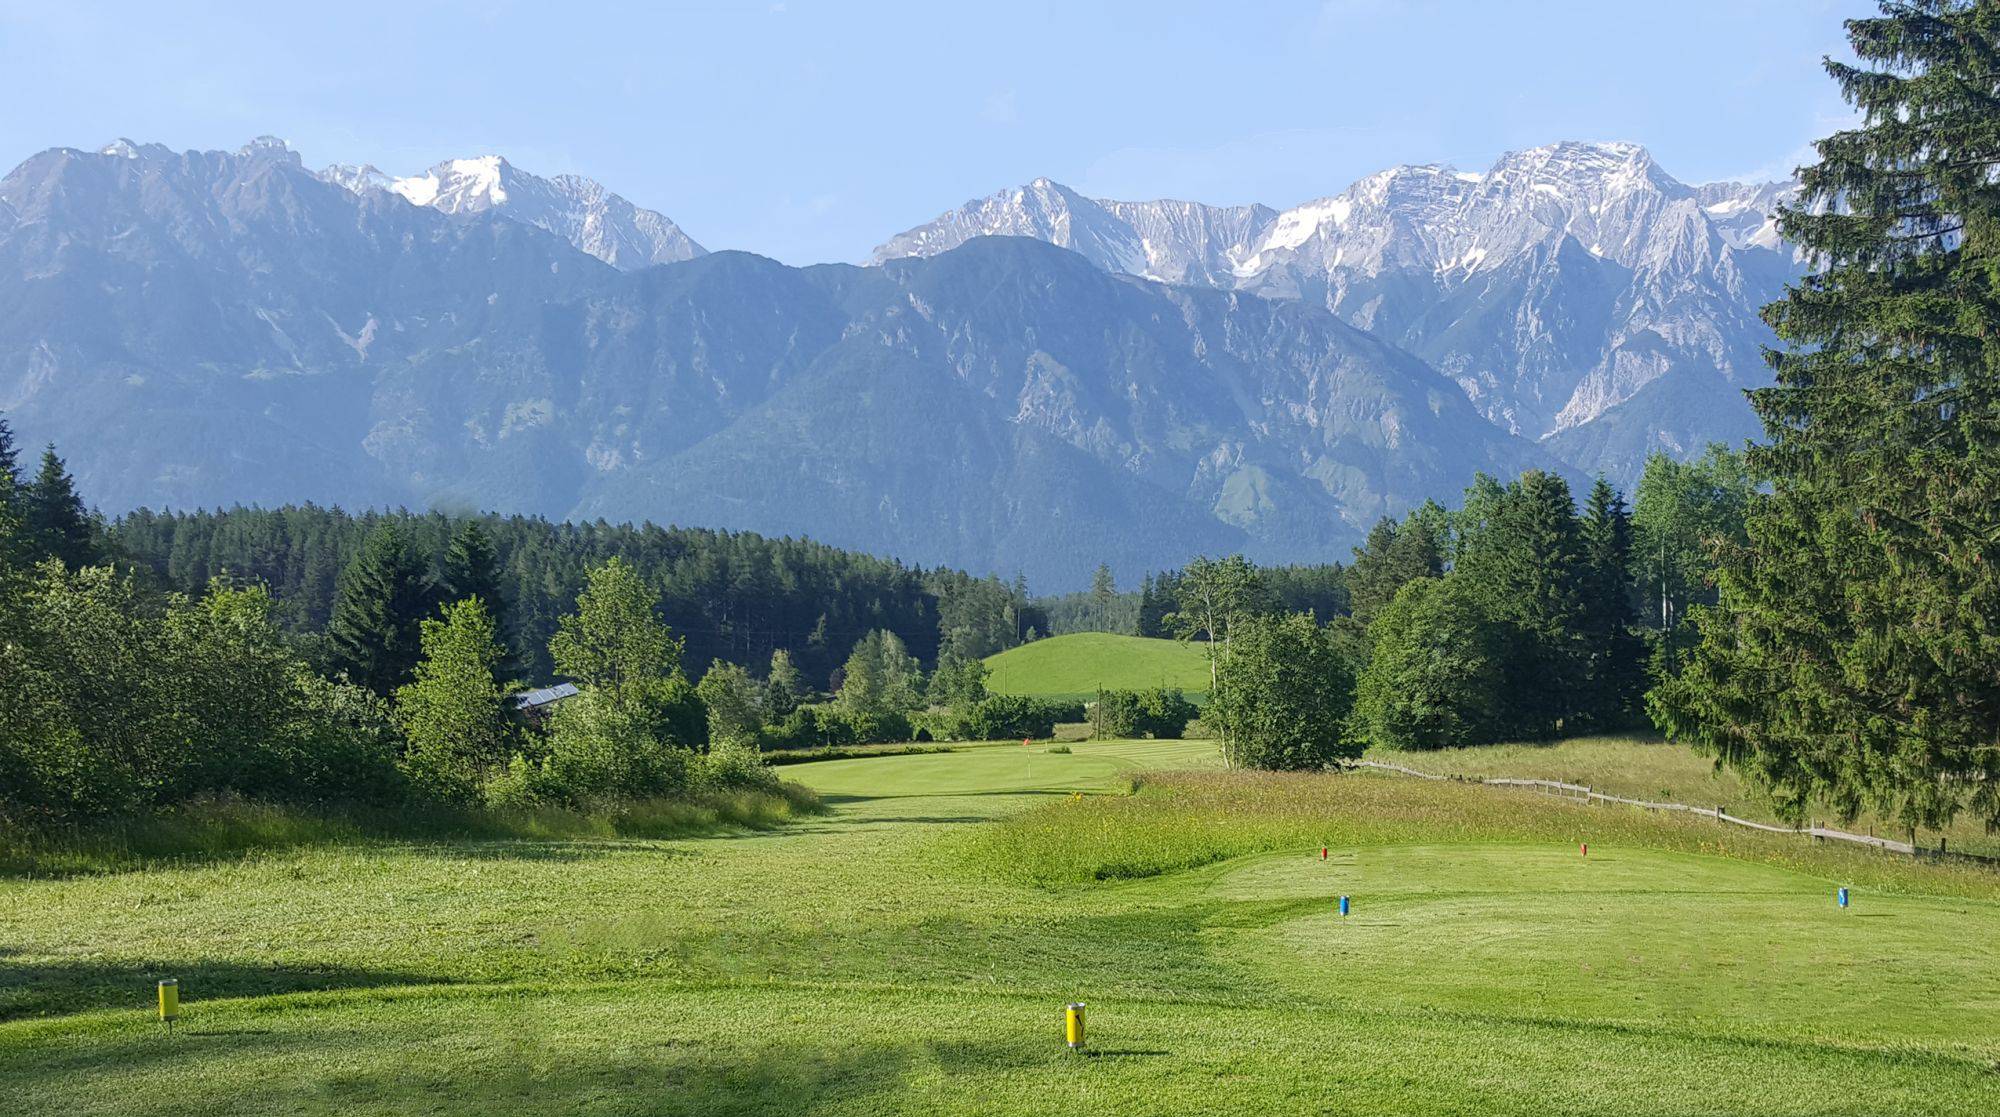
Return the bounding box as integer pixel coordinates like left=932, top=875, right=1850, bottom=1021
left=982, top=633, right=1210, bottom=702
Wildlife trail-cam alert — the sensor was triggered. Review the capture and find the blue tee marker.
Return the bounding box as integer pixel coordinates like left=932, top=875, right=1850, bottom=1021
left=1339, top=895, right=1350, bottom=918
left=1837, top=886, right=1849, bottom=909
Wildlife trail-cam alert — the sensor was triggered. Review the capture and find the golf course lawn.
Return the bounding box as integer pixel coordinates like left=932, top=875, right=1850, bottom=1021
left=982, top=632, right=1211, bottom=702
left=3, top=738, right=1996, bottom=1115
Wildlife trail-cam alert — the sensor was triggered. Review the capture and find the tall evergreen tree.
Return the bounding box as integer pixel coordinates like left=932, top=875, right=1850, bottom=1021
left=0, top=438, right=24, bottom=572
left=1579, top=477, right=1644, bottom=729
left=0, top=413, right=19, bottom=488
left=440, top=520, right=514, bottom=672
left=327, top=524, right=436, bottom=696
left=1089, top=563, right=1117, bottom=628
left=24, top=446, right=96, bottom=569
left=1656, top=1, right=2000, bottom=831
left=1458, top=470, right=1589, bottom=737
left=1346, top=507, right=1446, bottom=627
left=440, top=521, right=505, bottom=615
left=1136, top=573, right=1168, bottom=637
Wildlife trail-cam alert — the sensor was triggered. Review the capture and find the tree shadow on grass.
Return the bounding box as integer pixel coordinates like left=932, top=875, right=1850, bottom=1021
left=0, top=949, right=449, bottom=1022
left=4, top=1020, right=1024, bottom=1117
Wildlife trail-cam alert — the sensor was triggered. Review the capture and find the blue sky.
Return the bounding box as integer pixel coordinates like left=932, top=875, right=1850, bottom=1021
left=1, top=0, right=1870, bottom=265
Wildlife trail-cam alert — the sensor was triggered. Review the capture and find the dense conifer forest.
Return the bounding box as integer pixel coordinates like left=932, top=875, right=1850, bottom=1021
left=106, top=507, right=1049, bottom=688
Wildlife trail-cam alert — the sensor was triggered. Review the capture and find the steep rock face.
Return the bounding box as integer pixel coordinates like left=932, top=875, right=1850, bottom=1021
left=870, top=178, right=1275, bottom=287
left=873, top=142, right=1803, bottom=483
left=322, top=152, right=706, bottom=269
left=0, top=137, right=614, bottom=511
left=0, top=140, right=1570, bottom=587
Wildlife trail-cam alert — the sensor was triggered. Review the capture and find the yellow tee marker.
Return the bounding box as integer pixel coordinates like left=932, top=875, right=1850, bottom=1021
left=158, top=978, right=179, bottom=1031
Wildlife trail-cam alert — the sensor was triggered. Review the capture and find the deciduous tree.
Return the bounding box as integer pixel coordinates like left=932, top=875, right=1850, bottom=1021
left=396, top=598, right=515, bottom=802
left=1355, top=577, right=1510, bottom=750
left=1209, top=612, right=1359, bottom=771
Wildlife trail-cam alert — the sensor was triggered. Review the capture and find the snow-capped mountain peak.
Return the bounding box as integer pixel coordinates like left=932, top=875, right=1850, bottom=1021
left=317, top=150, right=704, bottom=270
left=319, top=162, right=392, bottom=195
left=869, top=140, right=1803, bottom=467
left=392, top=155, right=509, bottom=212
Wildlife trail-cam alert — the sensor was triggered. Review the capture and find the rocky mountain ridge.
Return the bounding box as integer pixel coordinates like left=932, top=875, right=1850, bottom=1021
left=873, top=141, right=1803, bottom=476
left=0, top=137, right=1577, bottom=587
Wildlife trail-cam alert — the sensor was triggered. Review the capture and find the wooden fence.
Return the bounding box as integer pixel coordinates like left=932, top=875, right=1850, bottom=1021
left=1353, top=760, right=1996, bottom=864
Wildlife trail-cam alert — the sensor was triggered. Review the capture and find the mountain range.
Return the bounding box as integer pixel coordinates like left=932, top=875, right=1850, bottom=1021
left=871, top=141, right=1801, bottom=479
left=0, top=136, right=1797, bottom=587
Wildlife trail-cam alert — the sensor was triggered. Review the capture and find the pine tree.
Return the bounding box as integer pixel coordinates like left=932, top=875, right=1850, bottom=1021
left=1089, top=563, right=1116, bottom=629
left=1655, top=1, right=2000, bottom=831
left=327, top=524, right=436, bottom=696
left=441, top=521, right=504, bottom=614
left=0, top=416, right=25, bottom=570
left=441, top=520, right=514, bottom=673
left=1579, top=477, right=1644, bottom=729
left=0, top=413, right=19, bottom=488
left=0, top=464, right=25, bottom=572
left=1457, top=470, right=1588, bottom=738
left=24, top=446, right=96, bottom=569
left=1347, top=507, right=1446, bottom=627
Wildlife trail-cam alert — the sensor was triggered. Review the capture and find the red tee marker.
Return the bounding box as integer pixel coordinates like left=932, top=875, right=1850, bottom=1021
left=1580, top=842, right=1589, bottom=858
left=1320, top=847, right=1328, bottom=861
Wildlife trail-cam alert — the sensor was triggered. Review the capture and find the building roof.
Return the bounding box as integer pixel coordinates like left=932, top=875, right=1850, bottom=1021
left=512, top=682, right=581, bottom=709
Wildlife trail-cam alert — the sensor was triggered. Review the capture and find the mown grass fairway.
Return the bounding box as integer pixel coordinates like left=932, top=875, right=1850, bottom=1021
left=982, top=632, right=1211, bottom=701
left=3, top=740, right=1997, bottom=1115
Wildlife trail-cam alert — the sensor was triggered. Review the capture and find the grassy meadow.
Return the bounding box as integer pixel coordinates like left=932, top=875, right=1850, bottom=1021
left=3, top=737, right=1997, bottom=1115
left=982, top=632, right=1211, bottom=702
left=1365, top=733, right=2000, bottom=859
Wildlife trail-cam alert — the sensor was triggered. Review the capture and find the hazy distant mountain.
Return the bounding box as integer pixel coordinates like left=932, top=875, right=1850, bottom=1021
left=870, top=178, right=1276, bottom=287
left=320, top=150, right=706, bottom=269
left=0, top=138, right=1571, bottom=587
left=873, top=142, right=1803, bottom=483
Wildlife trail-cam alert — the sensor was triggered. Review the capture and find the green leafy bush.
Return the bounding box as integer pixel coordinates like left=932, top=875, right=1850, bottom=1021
left=1091, top=687, right=1198, bottom=739
left=764, top=704, right=915, bottom=749
left=923, top=695, right=1081, bottom=742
